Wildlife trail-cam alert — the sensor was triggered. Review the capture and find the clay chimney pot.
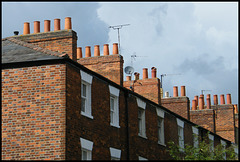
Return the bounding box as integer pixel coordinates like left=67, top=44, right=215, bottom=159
left=54, top=18, right=61, bottom=31
left=151, top=67, right=157, bottom=78
left=112, top=43, right=119, bottom=54
left=220, top=94, right=225, bottom=105
left=44, top=20, right=50, bottom=32
left=142, top=68, right=148, bottom=79
left=77, top=47, right=82, bottom=59
left=34, top=21, right=40, bottom=33
left=103, top=44, right=109, bottom=56
left=213, top=95, right=218, bottom=105
left=226, top=94, right=232, bottom=104
left=194, top=96, right=199, bottom=107
left=65, top=17, right=72, bottom=29
left=23, top=22, right=30, bottom=35
left=85, top=46, right=91, bottom=57
left=173, top=86, right=178, bottom=97
left=199, top=96, right=204, bottom=110
left=94, top=45, right=100, bottom=57
left=206, top=97, right=211, bottom=109
left=126, top=76, right=131, bottom=81
left=192, top=100, right=197, bottom=110
left=181, top=86, right=186, bottom=97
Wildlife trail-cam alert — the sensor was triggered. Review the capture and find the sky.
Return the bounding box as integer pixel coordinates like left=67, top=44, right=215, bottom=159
left=2, top=1, right=238, bottom=107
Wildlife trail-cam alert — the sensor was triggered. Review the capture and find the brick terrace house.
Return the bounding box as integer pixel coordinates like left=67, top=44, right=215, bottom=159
left=1, top=17, right=238, bottom=160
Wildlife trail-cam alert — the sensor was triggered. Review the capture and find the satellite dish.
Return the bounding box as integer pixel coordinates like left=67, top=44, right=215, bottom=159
left=124, top=66, right=134, bottom=75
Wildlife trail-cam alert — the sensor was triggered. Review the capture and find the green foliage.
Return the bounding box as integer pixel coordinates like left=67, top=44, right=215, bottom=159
left=167, top=133, right=238, bottom=160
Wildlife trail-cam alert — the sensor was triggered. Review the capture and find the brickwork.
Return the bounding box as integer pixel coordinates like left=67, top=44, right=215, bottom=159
left=124, top=78, right=161, bottom=105
left=77, top=54, right=124, bottom=86
left=14, top=30, right=77, bottom=61
left=161, top=97, right=190, bottom=120
left=1, top=64, right=66, bottom=160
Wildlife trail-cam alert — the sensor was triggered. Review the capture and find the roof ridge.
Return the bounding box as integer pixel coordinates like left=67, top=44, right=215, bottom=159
left=6, top=37, right=66, bottom=57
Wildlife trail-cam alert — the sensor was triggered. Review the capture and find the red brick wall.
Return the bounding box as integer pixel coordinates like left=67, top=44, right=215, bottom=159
left=77, top=54, right=124, bottom=86
left=14, top=30, right=77, bottom=61
left=161, top=97, right=190, bottom=120
left=1, top=64, right=66, bottom=160
left=124, top=78, right=161, bottom=105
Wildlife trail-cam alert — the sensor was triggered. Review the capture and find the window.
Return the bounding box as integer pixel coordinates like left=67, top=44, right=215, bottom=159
left=80, top=138, right=93, bottom=160
left=192, top=126, right=199, bottom=148
left=156, top=108, right=165, bottom=145
left=220, top=140, right=226, bottom=160
left=80, top=70, right=93, bottom=119
left=109, top=85, right=120, bottom=128
left=177, top=118, right=184, bottom=152
left=110, top=147, right=121, bottom=160
left=137, top=98, right=146, bottom=138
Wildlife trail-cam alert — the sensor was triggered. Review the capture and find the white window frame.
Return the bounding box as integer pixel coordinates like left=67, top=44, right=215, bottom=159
left=137, top=98, right=147, bottom=138
left=80, top=138, right=93, bottom=160
left=110, top=147, right=121, bottom=160
left=177, top=118, right=184, bottom=152
left=208, top=134, right=214, bottom=153
left=220, top=140, right=227, bottom=160
left=109, top=85, right=120, bottom=128
left=80, top=70, right=93, bottom=119
left=156, top=108, right=165, bottom=145
left=192, top=126, right=199, bottom=148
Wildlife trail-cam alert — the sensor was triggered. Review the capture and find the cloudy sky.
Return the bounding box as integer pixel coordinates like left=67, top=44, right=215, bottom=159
left=2, top=2, right=238, bottom=106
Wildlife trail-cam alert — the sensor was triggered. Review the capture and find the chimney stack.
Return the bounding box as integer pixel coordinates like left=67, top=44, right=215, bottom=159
left=54, top=18, right=61, bottom=31
left=199, top=96, right=204, bottom=110
left=213, top=95, right=218, bottom=105
left=65, top=17, right=72, bottom=29
left=220, top=94, right=225, bottom=105
left=134, top=72, right=139, bottom=80
left=23, top=22, right=30, bottom=35
left=151, top=67, right=157, bottom=78
left=34, top=21, right=40, bottom=33
left=77, top=47, right=82, bottom=59
left=103, top=44, right=109, bottom=56
left=173, top=86, right=178, bottom=97
left=192, top=99, right=197, bottom=110
left=226, top=94, right=232, bottom=104
left=142, top=68, right=148, bottom=79
left=112, top=43, right=119, bottom=54
left=44, top=20, right=50, bottom=32
left=126, top=76, right=131, bottom=81
left=94, top=45, right=100, bottom=57
left=85, top=46, right=91, bottom=57
left=181, top=86, right=186, bottom=97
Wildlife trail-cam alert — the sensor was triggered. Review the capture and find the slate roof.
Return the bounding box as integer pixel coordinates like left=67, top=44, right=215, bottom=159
left=2, top=37, right=65, bottom=64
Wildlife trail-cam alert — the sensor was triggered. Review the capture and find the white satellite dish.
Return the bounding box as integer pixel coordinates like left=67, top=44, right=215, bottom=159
left=124, top=66, right=134, bottom=75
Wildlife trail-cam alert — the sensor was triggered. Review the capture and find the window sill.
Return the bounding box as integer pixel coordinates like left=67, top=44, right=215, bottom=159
left=138, top=134, right=147, bottom=139
left=81, top=112, right=93, bottom=119
left=158, top=142, right=166, bottom=147
left=110, top=123, right=120, bottom=128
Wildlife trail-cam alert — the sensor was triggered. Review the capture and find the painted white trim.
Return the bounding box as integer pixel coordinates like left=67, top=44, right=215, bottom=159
left=156, top=108, right=165, bottom=118
left=137, top=98, right=146, bottom=109
left=177, top=118, right=184, bottom=128
left=208, top=134, right=214, bottom=141
left=192, top=126, right=199, bottom=135
left=139, top=156, right=148, bottom=160
left=110, top=147, right=121, bottom=159
left=109, top=85, right=120, bottom=97
left=80, top=138, right=93, bottom=151
left=80, top=70, right=93, bottom=84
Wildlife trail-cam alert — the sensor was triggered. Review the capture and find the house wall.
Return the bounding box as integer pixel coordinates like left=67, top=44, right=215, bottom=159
left=1, top=64, right=66, bottom=160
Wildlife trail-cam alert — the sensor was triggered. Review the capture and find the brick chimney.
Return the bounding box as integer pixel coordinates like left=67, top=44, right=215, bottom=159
left=17, top=17, right=77, bottom=61
left=173, top=86, right=178, bottom=97
left=220, top=94, right=225, bottom=105
left=23, top=22, right=30, bottom=35
left=226, top=94, right=232, bottom=104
